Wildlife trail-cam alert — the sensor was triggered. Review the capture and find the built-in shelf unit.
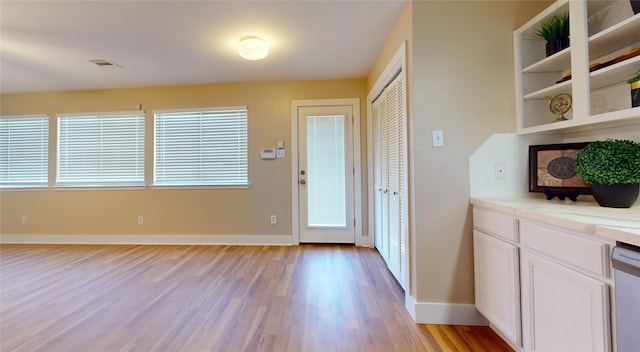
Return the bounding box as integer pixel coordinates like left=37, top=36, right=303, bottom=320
left=514, top=0, right=640, bottom=135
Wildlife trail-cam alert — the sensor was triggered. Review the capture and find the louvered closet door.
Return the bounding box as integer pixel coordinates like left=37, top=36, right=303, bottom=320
left=372, top=96, right=388, bottom=262
left=372, top=72, right=407, bottom=290
left=385, top=79, right=401, bottom=282
left=396, top=73, right=407, bottom=290
left=380, top=92, right=390, bottom=264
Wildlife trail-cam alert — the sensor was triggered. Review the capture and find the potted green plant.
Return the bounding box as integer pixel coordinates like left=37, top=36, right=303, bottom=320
left=574, top=139, right=640, bottom=208
left=536, top=13, right=570, bottom=57
left=629, top=72, right=640, bottom=108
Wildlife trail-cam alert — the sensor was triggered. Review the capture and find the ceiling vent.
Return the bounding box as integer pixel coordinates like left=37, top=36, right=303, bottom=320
left=89, top=58, right=121, bottom=68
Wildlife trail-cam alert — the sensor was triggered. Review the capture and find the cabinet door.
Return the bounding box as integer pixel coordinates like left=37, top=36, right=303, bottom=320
left=521, top=251, right=610, bottom=352
left=474, top=230, right=521, bottom=346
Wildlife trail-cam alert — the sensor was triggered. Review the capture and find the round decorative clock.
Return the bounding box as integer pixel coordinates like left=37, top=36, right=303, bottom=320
left=549, top=93, right=572, bottom=122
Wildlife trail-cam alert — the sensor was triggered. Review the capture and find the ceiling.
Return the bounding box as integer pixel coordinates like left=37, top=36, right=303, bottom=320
left=0, top=0, right=408, bottom=94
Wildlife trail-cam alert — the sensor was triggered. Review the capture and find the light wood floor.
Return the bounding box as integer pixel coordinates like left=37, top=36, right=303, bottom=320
left=0, top=244, right=513, bottom=352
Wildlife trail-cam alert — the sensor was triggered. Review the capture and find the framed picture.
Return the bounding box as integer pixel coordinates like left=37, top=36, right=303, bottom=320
left=529, top=142, right=592, bottom=200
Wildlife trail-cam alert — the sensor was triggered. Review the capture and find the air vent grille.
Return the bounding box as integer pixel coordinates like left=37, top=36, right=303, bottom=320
left=89, top=59, right=121, bottom=68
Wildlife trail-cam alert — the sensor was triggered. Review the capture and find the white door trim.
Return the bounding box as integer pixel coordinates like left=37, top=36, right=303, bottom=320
left=366, top=41, right=409, bottom=291
left=291, top=98, right=362, bottom=246
left=367, top=41, right=407, bottom=249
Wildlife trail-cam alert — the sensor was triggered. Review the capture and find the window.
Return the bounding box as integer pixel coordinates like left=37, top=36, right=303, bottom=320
left=56, top=113, right=145, bottom=187
left=0, top=115, right=49, bottom=188
left=154, top=107, right=248, bottom=187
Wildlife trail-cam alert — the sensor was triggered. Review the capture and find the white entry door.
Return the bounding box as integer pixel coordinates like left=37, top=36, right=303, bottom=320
left=297, top=105, right=355, bottom=243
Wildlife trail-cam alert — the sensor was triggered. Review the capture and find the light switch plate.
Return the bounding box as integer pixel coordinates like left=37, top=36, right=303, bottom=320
left=432, top=130, right=444, bottom=147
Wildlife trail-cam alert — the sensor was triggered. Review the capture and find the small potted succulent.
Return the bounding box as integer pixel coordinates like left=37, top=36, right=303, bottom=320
left=629, top=71, right=640, bottom=108
left=536, top=13, right=570, bottom=57
left=574, top=139, right=640, bottom=208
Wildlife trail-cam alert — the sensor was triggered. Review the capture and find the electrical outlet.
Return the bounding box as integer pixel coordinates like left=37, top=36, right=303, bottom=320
left=495, top=163, right=506, bottom=179
left=137, top=215, right=144, bottom=225
left=22, top=215, right=28, bottom=225
left=270, top=215, right=277, bottom=225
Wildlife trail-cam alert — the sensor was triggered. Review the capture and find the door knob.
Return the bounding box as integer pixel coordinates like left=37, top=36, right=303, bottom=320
left=300, top=180, right=306, bottom=185
left=300, top=170, right=306, bottom=175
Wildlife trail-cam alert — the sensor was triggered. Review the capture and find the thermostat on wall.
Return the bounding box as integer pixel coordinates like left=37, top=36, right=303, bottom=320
left=260, top=148, right=276, bottom=160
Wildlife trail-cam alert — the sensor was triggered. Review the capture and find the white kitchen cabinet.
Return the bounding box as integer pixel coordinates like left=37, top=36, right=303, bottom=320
left=473, top=208, right=521, bottom=347
left=520, top=251, right=610, bottom=352
left=514, top=0, right=640, bottom=134
left=474, top=229, right=521, bottom=347
left=472, top=205, right=615, bottom=352
left=519, top=220, right=612, bottom=352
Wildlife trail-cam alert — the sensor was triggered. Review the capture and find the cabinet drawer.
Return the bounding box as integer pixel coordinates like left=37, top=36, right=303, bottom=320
left=520, top=221, right=609, bottom=278
left=473, top=207, right=517, bottom=242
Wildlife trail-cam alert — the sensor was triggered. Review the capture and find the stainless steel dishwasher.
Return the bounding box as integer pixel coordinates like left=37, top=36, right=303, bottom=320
left=612, top=243, right=640, bottom=352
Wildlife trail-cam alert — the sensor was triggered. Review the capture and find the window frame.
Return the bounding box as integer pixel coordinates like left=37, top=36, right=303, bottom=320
left=0, top=115, right=50, bottom=190
left=55, top=111, right=146, bottom=189
left=152, top=107, right=249, bottom=189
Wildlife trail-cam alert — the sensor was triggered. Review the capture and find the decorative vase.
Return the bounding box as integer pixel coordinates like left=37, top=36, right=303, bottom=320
left=545, top=37, right=569, bottom=57
left=632, top=80, right=640, bottom=108
left=632, top=0, right=640, bottom=15
left=590, top=183, right=640, bottom=208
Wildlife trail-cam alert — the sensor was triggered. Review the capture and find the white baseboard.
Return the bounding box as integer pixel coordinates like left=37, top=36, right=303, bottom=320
left=405, top=294, right=488, bottom=326
left=0, top=234, right=294, bottom=246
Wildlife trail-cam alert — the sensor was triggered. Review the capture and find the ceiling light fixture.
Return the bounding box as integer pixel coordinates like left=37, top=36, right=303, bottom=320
left=238, top=36, right=269, bottom=61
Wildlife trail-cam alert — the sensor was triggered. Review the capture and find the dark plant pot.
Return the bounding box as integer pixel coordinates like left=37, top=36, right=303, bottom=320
left=631, top=0, right=640, bottom=15
left=632, top=81, right=640, bottom=108
left=591, top=183, right=640, bottom=208
left=545, top=37, right=569, bottom=57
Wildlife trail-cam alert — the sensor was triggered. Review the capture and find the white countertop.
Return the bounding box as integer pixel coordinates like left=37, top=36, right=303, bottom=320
left=470, top=197, right=640, bottom=246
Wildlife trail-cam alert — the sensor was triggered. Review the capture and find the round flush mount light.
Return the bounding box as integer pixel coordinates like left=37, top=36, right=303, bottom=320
left=238, top=36, right=269, bottom=61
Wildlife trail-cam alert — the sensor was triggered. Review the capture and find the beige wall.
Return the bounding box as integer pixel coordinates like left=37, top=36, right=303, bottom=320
left=0, top=79, right=367, bottom=237
left=367, top=3, right=412, bottom=93
left=366, top=1, right=415, bottom=291
left=409, top=0, right=552, bottom=304
left=366, top=0, right=551, bottom=307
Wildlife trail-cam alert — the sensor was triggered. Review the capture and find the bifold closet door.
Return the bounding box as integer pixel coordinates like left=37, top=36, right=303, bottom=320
left=372, top=72, right=407, bottom=289
left=372, top=95, right=389, bottom=263
left=385, top=80, right=401, bottom=282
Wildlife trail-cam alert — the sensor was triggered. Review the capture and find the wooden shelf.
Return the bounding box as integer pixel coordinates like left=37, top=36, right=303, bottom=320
left=519, top=107, right=640, bottom=135
left=524, top=80, right=572, bottom=100
left=589, top=13, right=640, bottom=60
left=523, top=47, right=571, bottom=73
left=590, top=55, right=640, bottom=91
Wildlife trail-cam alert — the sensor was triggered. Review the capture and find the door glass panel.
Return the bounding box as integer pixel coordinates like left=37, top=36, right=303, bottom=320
left=306, top=115, right=346, bottom=227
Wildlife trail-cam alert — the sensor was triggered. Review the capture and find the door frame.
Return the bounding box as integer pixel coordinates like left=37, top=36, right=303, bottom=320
left=291, top=98, right=362, bottom=245
left=366, top=41, right=408, bottom=290
left=367, top=41, right=407, bottom=249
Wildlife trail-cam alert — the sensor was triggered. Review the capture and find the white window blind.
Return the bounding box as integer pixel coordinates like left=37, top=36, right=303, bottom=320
left=56, top=113, right=145, bottom=187
left=0, top=115, right=49, bottom=188
left=154, top=107, right=248, bottom=186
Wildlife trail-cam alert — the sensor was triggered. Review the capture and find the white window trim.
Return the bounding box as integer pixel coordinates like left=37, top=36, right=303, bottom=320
left=55, top=111, right=146, bottom=188
left=0, top=114, right=50, bottom=189
left=152, top=106, right=249, bottom=188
